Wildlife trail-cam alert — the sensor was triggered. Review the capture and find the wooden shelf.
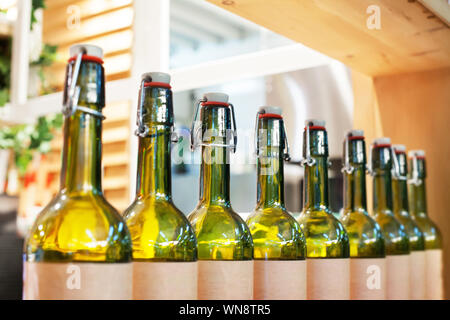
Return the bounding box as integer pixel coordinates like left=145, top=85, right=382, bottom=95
left=207, top=0, right=450, bottom=76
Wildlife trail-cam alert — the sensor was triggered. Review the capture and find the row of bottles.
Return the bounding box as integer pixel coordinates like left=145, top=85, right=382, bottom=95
left=23, top=44, right=442, bottom=300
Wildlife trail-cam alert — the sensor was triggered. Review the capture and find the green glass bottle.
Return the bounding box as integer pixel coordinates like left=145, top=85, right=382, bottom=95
left=370, top=138, right=410, bottom=300
left=246, top=106, right=306, bottom=300
left=408, top=150, right=443, bottom=299
left=339, top=130, right=385, bottom=300
left=391, top=144, right=426, bottom=300
left=297, top=119, right=350, bottom=300
left=188, top=93, right=253, bottom=300
left=123, top=72, right=197, bottom=299
left=24, top=44, right=132, bottom=300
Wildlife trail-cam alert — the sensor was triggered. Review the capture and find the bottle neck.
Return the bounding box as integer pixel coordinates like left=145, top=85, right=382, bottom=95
left=60, top=112, right=103, bottom=196
left=136, top=126, right=172, bottom=199
left=412, top=180, right=427, bottom=216
left=392, top=178, right=410, bottom=214
left=304, top=156, right=329, bottom=210
left=343, top=164, right=367, bottom=212
left=392, top=151, right=409, bottom=214
left=373, top=170, right=394, bottom=213
left=409, top=157, right=427, bottom=217
left=200, top=145, right=230, bottom=206
left=198, top=104, right=232, bottom=207
left=256, top=117, right=285, bottom=209
left=302, top=128, right=330, bottom=211
left=60, top=59, right=104, bottom=196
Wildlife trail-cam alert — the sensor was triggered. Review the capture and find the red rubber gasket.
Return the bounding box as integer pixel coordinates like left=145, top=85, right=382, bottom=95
left=144, top=82, right=171, bottom=89
left=68, top=55, right=104, bottom=64
left=259, top=113, right=282, bottom=119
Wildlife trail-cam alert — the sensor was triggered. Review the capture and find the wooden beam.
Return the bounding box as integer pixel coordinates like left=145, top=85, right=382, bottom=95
left=207, top=0, right=450, bottom=76
left=353, top=67, right=450, bottom=299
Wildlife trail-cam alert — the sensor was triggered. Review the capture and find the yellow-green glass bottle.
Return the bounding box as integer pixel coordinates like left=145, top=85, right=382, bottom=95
left=123, top=72, right=197, bottom=299
left=392, top=144, right=426, bottom=299
left=246, top=106, right=306, bottom=300
left=408, top=150, right=443, bottom=299
left=339, top=130, right=385, bottom=300
left=187, top=93, right=253, bottom=300
left=24, top=44, right=132, bottom=300
left=370, top=137, right=410, bottom=300
left=297, top=119, right=350, bottom=300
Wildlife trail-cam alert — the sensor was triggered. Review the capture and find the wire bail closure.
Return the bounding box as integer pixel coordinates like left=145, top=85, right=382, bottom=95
left=301, top=125, right=316, bottom=167
left=391, top=147, right=407, bottom=181
left=135, top=79, right=178, bottom=143
left=190, top=98, right=238, bottom=152
left=408, top=154, right=422, bottom=186
left=254, top=110, right=290, bottom=161
left=367, top=144, right=375, bottom=176
left=341, top=135, right=354, bottom=174
left=62, top=51, right=106, bottom=120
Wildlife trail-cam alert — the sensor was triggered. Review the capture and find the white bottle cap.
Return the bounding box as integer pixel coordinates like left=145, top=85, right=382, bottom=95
left=408, top=150, right=425, bottom=158
left=259, top=106, right=282, bottom=115
left=373, top=137, right=391, bottom=145
left=305, top=119, right=325, bottom=127
left=141, top=72, right=171, bottom=84
left=203, top=92, right=229, bottom=103
left=69, top=44, right=103, bottom=59
left=347, top=129, right=364, bottom=137
left=392, top=144, right=406, bottom=152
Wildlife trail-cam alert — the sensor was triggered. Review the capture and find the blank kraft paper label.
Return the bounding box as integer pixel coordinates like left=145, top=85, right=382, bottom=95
left=198, top=260, right=253, bottom=300
left=133, top=261, right=198, bottom=300
left=410, top=251, right=426, bottom=300
left=23, top=261, right=132, bottom=300
left=307, top=258, right=350, bottom=300
left=426, top=249, right=443, bottom=300
left=386, top=255, right=410, bottom=300
left=254, top=260, right=306, bottom=300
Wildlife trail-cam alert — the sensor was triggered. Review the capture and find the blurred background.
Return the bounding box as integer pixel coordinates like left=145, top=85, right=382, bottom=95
left=0, top=0, right=357, bottom=299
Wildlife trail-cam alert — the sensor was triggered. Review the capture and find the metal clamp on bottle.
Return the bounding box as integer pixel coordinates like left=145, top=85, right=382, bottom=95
left=367, top=143, right=374, bottom=176
left=190, top=93, right=238, bottom=153
left=408, top=150, right=424, bottom=186
left=254, top=107, right=290, bottom=161
left=342, top=134, right=354, bottom=174
left=301, top=124, right=316, bottom=167
left=391, top=145, right=407, bottom=181
left=62, top=46, right=106, bottom=120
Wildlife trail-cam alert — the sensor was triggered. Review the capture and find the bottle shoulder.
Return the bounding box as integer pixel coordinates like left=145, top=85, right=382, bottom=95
left=371, top=210, right=410, bottom=255
left=25, top=193, right=132, bottom=262
left=123, top=197, right=197, bottom=261
left=297, top=209, right=349, bottom=258
left=412, top=214, right=442, bottom=249
left=246, top=207, right=306, bottom=260
left=297, top=209, right=348, bottom=240
left=340, top=210, right=385, bottom=258
left=394, top=211, right=425, bottom=251
left=188, top=204, right=250, bottom=235
left=187, top=204, right=253, bottom=260
left=124, top=197, right=194, bottom=234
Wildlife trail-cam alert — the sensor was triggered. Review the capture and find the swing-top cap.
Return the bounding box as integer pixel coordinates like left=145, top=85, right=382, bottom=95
left=408, top=150, right=425, bottom=158
left=259, top=106, right=282, bottom=116
left=305, top=119, right=325, bottom=127
left=373, top=137, right=391, bottom=146
left=203, top=92, right=229, bottom=104
left=392, top=144, right=406, bottom=152
left=141, top=72, right=170, bottom=84
left=69, top=44, right=103, bottom=59
left=347, top=129, right=364, bottom=137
